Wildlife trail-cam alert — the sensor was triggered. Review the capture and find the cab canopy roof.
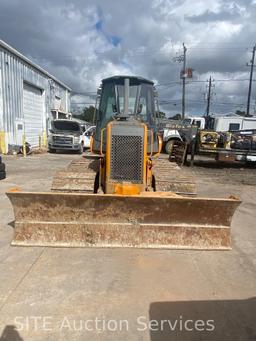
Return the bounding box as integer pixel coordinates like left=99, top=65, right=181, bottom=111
left=102, top=75, right=154, bottom=85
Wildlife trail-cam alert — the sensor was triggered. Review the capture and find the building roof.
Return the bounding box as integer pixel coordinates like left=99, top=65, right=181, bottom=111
left=0, top=39, right=71, bottom=91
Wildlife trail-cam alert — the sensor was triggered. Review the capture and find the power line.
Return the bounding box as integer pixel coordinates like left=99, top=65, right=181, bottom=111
left=159, top=99, right=244, bottom=106
left=155, top=81, right=181, bottom=86
left=156, top=79, right=256, bottom=86
left=188, top=47, right=249, bottom=51
left=71, top=102, right=96, bottom=105
left=72, top=91, right=97, bottom=95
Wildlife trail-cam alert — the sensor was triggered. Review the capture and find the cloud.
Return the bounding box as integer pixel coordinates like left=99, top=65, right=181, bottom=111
left=186, top=10, right=238, bottom=23
left=185, top=5, right=242, bottom=23
left=0, top=0, right=255, bottom=116
left=94, top=8, right=121, bottom=47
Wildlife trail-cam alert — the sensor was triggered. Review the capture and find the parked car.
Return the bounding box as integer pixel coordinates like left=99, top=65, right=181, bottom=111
left=0, top=155, right=6, bottom=180
left=81, top=125, right=96, bottom=150
left=48, top=119, right=83, bottom=153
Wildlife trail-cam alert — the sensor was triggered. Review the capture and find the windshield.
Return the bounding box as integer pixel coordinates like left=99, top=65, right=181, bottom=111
left=97, top=81, right=156, bottom=126
left=117, top=85, right=139, bottom=115
left=183, top=118, right=192, bottom=125
left=137, top=83, right=155, bottom=125
left=85, top=127, right=95, bottom=136
left=52, top=121, right=80, bottom=132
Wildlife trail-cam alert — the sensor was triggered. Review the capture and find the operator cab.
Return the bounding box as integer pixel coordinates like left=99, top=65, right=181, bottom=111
left=93, top=75, right=159, bottom=152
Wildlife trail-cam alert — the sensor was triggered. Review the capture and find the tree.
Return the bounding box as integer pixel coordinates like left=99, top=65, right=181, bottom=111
left=235, top=110, right=246, bottom=116
left=170, top=113, right=182, bottom=120
left=156, top=111, right=166, bottom=118
left=235, top=110, right=252, bottom=117
left=73, top=106, right=96, bottom=123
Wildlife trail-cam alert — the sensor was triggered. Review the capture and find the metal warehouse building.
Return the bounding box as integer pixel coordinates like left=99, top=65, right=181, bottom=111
left=0, top=39, right=71, bottom=154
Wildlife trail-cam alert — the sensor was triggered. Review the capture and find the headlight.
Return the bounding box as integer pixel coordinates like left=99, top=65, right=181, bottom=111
left=48, top=135, right=52, bottom=142
left=74, top=136, right=80, bottom=143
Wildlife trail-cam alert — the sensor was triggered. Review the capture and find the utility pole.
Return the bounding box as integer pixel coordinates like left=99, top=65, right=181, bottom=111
left=206, top=76, right=212, bottom=117
left=173, top=43, right=189, bottom=119
left=246, top=44, right=256, bottom=117
left=181, top=43, right=187, bottom=119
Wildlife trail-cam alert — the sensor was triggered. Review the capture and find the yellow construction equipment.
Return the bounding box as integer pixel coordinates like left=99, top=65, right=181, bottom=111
left=7, top=76, right=240, bottom=249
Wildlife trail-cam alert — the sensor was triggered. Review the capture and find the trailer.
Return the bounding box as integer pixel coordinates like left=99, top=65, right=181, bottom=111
left=170, top=128, right=256, bottom=166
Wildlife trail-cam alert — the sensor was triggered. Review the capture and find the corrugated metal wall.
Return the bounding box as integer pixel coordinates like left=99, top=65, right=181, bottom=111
left=0, top=45, right=70, bottom=151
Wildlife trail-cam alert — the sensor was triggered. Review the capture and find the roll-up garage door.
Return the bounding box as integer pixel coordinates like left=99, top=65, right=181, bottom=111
left=23, top=83, right=44, bottom=147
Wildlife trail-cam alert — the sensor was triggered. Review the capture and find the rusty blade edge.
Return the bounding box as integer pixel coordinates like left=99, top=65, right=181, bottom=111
left=11, top=221, right=232, bottom=250
left=6, top=191, right=241, bottom=203
left=14, top=222, right=231, bottom=229
left=10, top=240, right=232, bottom=250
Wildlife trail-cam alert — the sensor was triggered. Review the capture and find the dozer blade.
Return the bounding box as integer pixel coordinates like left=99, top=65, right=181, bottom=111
left=6, top=191, right=240, bottom=250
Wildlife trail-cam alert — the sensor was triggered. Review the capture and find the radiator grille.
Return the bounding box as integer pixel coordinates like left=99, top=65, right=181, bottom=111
left=53, top=136, right=73, bottom=145
left=110, top=135, right=143, bottom=183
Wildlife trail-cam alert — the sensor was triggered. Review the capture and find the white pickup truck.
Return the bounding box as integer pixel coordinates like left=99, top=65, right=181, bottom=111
left=163, top=117, right=205, bottom=153
left=48, top=119, right=83, bottom=154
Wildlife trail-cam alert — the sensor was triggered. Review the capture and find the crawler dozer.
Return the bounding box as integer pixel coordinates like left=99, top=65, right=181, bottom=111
left=7, top=76, right=240, bottom=249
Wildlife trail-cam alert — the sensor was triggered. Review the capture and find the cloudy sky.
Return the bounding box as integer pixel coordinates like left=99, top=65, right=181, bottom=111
left=0, top=0, right=256, bottom=116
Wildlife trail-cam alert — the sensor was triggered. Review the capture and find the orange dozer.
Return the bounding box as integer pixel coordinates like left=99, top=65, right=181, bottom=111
left=6, top=76, right=240, bottom=249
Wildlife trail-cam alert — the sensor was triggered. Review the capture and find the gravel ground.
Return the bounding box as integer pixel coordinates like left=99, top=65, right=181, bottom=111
left=0, top=153, right=255, bottom=341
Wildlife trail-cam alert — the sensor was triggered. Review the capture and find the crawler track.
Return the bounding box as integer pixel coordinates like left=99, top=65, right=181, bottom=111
left=51, top=156, right=99, bottom=193
left=51, top=153, right=196, bottom=196
left=153, top=154, right=196, bottom=196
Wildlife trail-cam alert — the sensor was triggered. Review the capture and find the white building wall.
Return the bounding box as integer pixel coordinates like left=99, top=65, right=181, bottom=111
left=0, top=41, right=71, bottom=153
